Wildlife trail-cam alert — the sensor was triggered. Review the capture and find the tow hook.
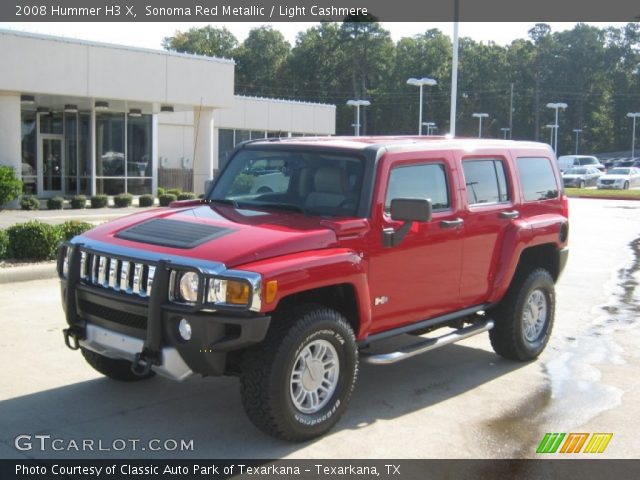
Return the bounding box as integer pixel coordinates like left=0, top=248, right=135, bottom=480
left=62, top=327, right=84, bottom=350
left=132, top=348, right=161, bottom=376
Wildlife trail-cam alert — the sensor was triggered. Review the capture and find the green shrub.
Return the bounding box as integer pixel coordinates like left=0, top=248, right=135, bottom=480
left=229, top=173, right=255, bottom=195
left=138, top=194, right=155, bottom=207
left=198, top=193, right=205, bottom=199
left=6, top=221, right=63, bottom=260
left=0, top=165, right=23, bottom=208
left=177, top=192, right=196, bottom=201
left=59, top=220, right=93, bottom=240
left=157, top=187, right=166, bottom=196
left=158, top=193, right=177, bottom=206
left=70, top=195, right=87, bottom=209
left=47, top=196, right=65, bottom=210
left=90, top=195, right=109, bottom=209
left=166, top=188, right=181, bottom=196
left=113, top=193, right=133, bottom=208
left=0, top=229, right=8, bottom=259
left=20, top=195, right=40, bottom=211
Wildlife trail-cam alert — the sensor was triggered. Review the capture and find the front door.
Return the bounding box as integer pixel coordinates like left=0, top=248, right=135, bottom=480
left=40, top=136, right=64, bottom=195
left=368, top=156, right=464, bottom=334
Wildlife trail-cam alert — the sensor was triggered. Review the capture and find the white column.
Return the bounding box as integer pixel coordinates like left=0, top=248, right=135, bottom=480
left=90, top=107, right=97, bottom=196
left=192, top=107, right=214, bottom=195
left=151, top=113, right=158, bottom=195
left=0, top=94, right=22, bottom=173
left=0, top=94, right=22, bottom=208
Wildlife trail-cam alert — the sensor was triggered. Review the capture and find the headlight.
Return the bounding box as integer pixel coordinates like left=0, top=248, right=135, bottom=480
left=178, top=271, right=199, bottom=303
left=208, top=278, right=250, bottom=306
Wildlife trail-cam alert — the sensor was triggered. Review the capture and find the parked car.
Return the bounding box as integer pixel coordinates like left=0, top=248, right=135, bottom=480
left=616, top=160, right=635, bottom=168
left=562, top=167, right=602, bottom=188
left=597, top=167, right=640, bottom=189
left=557, top=155, right=605, bottom=172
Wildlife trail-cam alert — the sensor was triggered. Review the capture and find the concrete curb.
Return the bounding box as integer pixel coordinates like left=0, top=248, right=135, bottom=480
left=0, top=262, right=57, bottom=285
left=570, top=195, right=640, bottom=201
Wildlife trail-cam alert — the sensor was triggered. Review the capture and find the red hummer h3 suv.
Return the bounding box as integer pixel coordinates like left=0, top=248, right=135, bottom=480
left=59, top=136, right=569, bottom=441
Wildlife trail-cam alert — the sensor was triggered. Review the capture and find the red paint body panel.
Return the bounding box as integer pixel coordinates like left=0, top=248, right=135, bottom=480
left=80, top=137, right=568, bottom=342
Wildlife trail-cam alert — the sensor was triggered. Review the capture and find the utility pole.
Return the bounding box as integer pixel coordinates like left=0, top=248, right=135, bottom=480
left=509, top=83, right=514, bottom=139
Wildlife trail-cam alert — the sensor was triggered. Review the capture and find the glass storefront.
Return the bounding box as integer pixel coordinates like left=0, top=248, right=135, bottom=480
left=218, top=128, right=302, bottom=171
left=20, top=107, right=154, bottom=197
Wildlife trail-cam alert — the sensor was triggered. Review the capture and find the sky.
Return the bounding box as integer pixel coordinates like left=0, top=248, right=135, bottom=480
left=0, top=22, right=631, bottom=51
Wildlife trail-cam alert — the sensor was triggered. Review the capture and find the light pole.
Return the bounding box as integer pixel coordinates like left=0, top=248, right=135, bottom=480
left=500, top=127, right=510, bottom=139
left=472, top=113, right=489, bottom=138
left=546, top=102, right=567, bottom=155
left=573, top=128, right=582, bottom=155
left=346, top=99, right=370, bottom=136
left=627, top=112, right=640, bottom=159
left=422, top=122, right=437, bottom=136
left=544, top=124, right=557, bottom=147
left=407, top=77, right=437, bottom=135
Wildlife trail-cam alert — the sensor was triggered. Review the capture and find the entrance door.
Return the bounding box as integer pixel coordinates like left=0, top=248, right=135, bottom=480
left=40, top=136, right=64, bottom=195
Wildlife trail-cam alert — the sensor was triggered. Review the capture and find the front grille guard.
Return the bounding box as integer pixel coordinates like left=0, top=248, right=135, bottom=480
left=58, top=241, right=213, bottom=375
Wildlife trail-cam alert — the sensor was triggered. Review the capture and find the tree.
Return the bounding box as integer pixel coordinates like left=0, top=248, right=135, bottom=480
left=162, top=25, right=238, bottom=59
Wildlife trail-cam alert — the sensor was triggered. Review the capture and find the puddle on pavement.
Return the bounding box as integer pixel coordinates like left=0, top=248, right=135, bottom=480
left=481, top=237, right=640, bottom=457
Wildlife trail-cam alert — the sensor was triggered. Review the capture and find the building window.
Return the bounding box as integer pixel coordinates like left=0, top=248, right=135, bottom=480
left=127, top=114, right=152, bottom=194
left=218, top=129, right=235, bottom=171
left=21, top=111, right=37, bottom=195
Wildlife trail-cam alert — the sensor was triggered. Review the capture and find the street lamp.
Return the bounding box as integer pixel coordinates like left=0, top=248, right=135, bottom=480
left=407, top=77, right=437, bottom=135
left=422, top=122, right=437, bottom=136
left=627, top=112, right=640, bottom=159
left=500, top=127, right=510, bottom=139
left=573, top=128, right=583, bottom=155
left=546, top=102, right=568, bottom=155
left=472, top=113, right=489, bottom=138
left=544, top=124, right=557, bottom=147
left=346, top=99, right=371, bottom=136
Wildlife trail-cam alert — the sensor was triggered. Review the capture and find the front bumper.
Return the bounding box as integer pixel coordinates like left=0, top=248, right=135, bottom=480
left=58, top=241, right=270, bottom=380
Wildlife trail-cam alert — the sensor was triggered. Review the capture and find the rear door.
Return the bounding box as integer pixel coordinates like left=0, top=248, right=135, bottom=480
left=458, top=154, right=518, bottom=306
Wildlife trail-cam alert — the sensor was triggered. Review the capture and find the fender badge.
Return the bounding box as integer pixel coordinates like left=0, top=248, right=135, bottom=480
left=374, top=296, right=389, bottom=306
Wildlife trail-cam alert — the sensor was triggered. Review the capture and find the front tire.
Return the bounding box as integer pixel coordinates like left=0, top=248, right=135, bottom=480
left=81, top=348, right=155, bottom=382
left=240, top=305, right=358, bottom=441
left=489, top=268, right=555, bottom=361
left=623, top=181, right=630, bottom=190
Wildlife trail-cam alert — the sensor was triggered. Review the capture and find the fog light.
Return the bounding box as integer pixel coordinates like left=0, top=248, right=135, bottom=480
left=178, top=318, right=192, bottom=341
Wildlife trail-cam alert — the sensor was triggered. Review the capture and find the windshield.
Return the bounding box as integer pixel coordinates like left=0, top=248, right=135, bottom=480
left=208, top=149, right=365, bottom=217
left=566, top=168, right=588, bottom=175
left=608, top=168, right=630, bottom=175
left=578, top=158, right=598, bottom=165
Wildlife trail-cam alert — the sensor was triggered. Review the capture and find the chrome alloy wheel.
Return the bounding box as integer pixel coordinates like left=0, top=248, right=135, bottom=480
left=290, top=339, right=340, bottom=414
left=523, top=289, right=548, bottom=342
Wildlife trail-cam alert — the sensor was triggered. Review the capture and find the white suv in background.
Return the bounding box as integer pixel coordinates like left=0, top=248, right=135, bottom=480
left=557, top=155, right=605, bottom=173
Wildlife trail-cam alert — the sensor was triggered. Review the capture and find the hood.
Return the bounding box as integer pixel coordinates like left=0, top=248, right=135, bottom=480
left=81, top=204, right=341, bottom=268
left=599, top=174, right=629, bottom=180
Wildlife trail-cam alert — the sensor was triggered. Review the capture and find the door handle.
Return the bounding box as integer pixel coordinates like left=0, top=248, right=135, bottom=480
left=440, top=218, right=464, bottom=228
left=499, top=210, right=520, bottom=219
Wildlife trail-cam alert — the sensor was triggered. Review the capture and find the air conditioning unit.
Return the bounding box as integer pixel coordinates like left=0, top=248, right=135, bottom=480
left=182, top=157, right=193, bottom=169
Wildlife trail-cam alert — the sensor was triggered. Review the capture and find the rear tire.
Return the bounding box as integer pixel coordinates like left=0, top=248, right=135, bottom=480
left=579, top=180, right=585, bottom=189
left=240, top=305, right=358, bottom=441
left=489, top=268, right=555, bottom=361
left=624, top=181, right=630, bottom=190
left=81, top=348, right=155, bottom=382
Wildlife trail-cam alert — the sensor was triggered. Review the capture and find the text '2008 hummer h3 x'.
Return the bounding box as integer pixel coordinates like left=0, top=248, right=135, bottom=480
left=59, top=136, right=569, bottom=441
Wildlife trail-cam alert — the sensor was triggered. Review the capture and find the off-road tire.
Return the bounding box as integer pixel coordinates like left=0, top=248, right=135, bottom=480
left=81, top=348, right=155, bottom=381
left=240, top=304, right=358, bottom=441
left=489, top=268, right=555, bottom=361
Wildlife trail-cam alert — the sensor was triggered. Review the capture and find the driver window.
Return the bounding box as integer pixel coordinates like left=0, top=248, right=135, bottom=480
left=385, top=163, right=450, bottom=214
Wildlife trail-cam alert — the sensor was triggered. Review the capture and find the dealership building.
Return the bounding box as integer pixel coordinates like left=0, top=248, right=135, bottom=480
left=0, top=29, right=336, bottom=198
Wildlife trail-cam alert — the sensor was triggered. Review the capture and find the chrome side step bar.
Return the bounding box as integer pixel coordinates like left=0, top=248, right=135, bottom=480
left=361, top=320, right=494, bottom=365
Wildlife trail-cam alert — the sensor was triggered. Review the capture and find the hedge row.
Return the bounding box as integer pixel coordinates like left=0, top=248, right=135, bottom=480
left=18, top=190, right=200, bottom=211
left=0, top=220, right=93, bottom=261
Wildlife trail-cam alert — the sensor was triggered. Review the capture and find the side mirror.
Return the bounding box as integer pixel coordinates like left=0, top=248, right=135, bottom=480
left=390, top=198, right=432, bottom=223
left=384, top=198, right=432, bottom=248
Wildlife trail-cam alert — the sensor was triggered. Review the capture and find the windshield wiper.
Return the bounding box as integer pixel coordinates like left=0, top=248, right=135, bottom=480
left=208, top=198, right=239, bottom=208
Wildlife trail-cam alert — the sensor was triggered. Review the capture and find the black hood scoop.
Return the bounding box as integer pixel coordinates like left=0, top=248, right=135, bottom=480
left=115, top=218, right=233, bottom=249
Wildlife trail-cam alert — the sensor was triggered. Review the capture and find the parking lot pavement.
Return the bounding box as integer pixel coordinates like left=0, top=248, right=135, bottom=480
left=0, top=206, right=152, bottom=229
left=0, top=198, right=638, bottom=459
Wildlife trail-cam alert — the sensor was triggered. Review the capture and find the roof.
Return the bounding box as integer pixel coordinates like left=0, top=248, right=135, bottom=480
left=245, top=135, right=553, bottom=153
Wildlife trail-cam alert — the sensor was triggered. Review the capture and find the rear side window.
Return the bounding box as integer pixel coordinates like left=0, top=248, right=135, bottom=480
left=462, top=159, right=510, bottom=205
left=517, top=157, right=559, bottom=201
left=385, top=163, right=450, bottom=212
